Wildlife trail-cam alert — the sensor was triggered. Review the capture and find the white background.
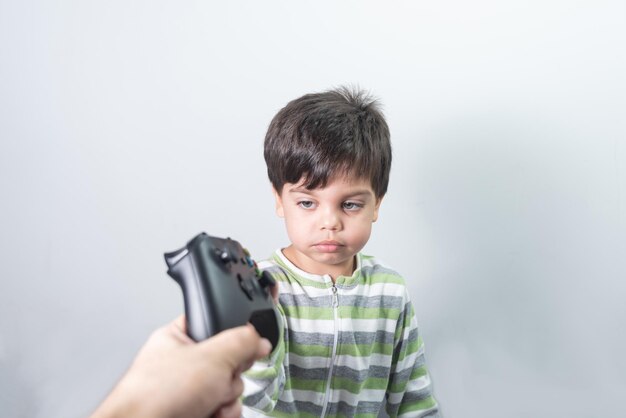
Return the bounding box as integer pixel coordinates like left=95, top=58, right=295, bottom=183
left=1, top=1, right=625, bottom=417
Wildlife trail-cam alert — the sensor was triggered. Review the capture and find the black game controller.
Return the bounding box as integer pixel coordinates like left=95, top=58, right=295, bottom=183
left=164, top=233, right=280, bottom=349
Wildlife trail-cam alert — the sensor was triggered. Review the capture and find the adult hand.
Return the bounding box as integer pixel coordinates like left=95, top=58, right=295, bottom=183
left=90, top=316, right=271, bottom=418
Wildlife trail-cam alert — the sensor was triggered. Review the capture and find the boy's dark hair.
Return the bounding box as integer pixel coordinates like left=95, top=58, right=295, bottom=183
left=264, top=86, right=391, bottom=198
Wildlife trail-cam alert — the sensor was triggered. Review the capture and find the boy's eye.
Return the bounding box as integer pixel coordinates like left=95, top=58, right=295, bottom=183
left=298, top=201, right=315, bottom=209
left=343, top=201, right=364, bottom=211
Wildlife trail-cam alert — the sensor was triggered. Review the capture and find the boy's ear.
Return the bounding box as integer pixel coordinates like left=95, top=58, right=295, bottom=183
left=372, top=196, right=384, bottom=223
left=273, top=187, right=285, bottom=218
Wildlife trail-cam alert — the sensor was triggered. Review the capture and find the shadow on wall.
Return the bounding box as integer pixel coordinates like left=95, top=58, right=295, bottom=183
left=412, top=112, right=626, bottom=416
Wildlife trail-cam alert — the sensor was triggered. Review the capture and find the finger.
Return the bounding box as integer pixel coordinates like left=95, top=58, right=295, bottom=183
left=172, top=314, right=186, bottom=332
left=200, top=325, right=271, bottom=367
left=212, top=400, right=242, bottom=418
left=235, top=340, right=273, bottom=375
left=229, top=375, right=244, bottom=400
left=165, top=315, right=194, bottom=345
left=213, top=324, right=272, bottom=364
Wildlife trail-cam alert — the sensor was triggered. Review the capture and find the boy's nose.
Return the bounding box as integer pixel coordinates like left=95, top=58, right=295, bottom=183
left=320, top=209, right=341, bottom=231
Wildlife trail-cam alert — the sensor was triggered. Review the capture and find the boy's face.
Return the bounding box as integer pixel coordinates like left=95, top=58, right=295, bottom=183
left=273, top=175, right=382, bottom=279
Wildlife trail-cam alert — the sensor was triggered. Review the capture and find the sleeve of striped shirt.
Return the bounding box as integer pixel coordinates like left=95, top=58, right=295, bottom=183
left=241, top=303, right=287, bottom=414
left=385, top=290, right=440, bottom=417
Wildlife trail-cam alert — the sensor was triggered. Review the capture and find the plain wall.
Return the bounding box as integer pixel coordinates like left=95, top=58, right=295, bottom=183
left=1, top=1, right=625, bottom=417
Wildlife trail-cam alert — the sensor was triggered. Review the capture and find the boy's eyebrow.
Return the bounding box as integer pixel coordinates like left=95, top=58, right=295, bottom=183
left=288, top=185, right=312, bottom=193
left=288, top=187, right=374, bottom=199
left=344, top=190, right=374, bottom=198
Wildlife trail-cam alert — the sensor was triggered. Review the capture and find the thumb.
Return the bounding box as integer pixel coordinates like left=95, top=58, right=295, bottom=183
left=199, top=325, right=272, bottom=369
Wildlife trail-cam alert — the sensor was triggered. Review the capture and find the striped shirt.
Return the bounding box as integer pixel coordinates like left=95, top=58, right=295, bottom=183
left=242, top=250, right=439, bottom=418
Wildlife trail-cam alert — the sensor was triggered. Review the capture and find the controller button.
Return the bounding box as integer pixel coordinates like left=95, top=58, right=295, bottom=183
left=250, top=276, right=262, bottom=293
left=213, top=248, right=231, bottom=264
left=238, top=275, right=254, bottom=301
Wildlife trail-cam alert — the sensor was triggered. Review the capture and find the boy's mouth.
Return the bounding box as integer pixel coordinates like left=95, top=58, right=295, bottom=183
left=314, top=240, right=343, bottom=252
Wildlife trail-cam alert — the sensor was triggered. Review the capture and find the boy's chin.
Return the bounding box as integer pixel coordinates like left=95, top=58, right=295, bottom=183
left=304, top=253, right=357, bottom=276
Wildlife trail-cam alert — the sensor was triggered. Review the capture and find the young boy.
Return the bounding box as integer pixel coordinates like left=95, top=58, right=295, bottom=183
left=243, top=87, right=439, bottom=417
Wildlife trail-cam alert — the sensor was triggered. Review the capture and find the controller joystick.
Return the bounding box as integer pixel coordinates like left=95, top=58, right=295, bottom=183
left=164, top=233, right=280, bottom=349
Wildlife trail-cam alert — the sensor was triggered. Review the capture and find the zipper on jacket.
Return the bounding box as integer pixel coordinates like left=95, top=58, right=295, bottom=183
left=320, top=283, right=339, bottom=417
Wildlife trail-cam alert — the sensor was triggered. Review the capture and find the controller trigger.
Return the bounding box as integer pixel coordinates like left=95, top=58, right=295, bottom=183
left=164, top=247, right=189, bottom=268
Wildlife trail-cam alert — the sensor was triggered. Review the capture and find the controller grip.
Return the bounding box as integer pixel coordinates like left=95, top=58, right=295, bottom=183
left=165, top=248, right=213, bottom=341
